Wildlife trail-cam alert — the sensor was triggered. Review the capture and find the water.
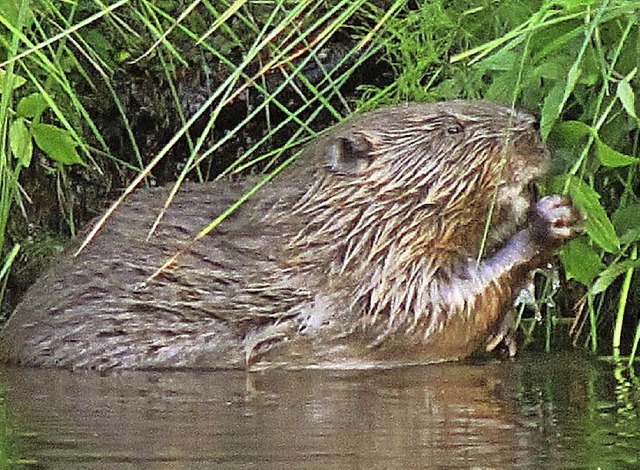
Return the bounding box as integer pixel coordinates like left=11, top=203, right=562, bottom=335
left=0, top=353, right=637, bottom=469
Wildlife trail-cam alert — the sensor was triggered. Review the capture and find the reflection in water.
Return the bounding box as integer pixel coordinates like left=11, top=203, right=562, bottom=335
left=0, top=353, right=638, bottom=468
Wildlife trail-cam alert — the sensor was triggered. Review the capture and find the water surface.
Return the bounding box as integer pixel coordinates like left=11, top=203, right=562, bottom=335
left=0, top=353, right=638, bottom=468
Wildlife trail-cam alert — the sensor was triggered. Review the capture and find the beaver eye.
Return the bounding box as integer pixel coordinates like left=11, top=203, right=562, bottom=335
left=447, top=123, right=464, bottom=135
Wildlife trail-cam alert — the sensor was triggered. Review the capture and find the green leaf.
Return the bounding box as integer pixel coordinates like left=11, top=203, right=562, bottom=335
left=540, top=79, right=565, bottom=139
left=32, top=123, right=84, bottom=166
left=477, top=49, right=517, bottom=72
left=116, top=50, right=131, bottom=63
left=595, top=137, right=640, bottom=167
left=566, top=176, right=620, bottom=253
left=541, top=57, right=582, bottom=140
left=84, top=29, right=112, bottom=58
left=620, top=229, right=640, bottom=246
left=9, top=118, right=33, bottom=167
left=565, top=61, right=581, bottom=94
left=612, top=203, right=640, bottom=245
left=0, top=0, right=33, bottom=28
left=616, top=77, right=637, bottom=120
left=533, top=61, right=567, bottom=81
left=551, top=0, right=599, bottom=9
left=591, top=259, right=640, bottom=295
left=559, top=237, right=604, bottom=286
left=551, top=120, right=593, bottom=146
left=0, top=0, right=19, bottom=26
left=485, top=73, right=518, bottom=102
left=17, top=92, right=49, bottom=118
left=0, top=69, right=26, bottom=92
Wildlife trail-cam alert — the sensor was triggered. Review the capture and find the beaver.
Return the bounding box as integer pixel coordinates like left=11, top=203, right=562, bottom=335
left=0, top=101, right=582, bottom=370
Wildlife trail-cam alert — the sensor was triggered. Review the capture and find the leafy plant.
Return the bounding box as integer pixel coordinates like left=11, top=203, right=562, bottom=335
left=0, top=0, right=100, bottom=306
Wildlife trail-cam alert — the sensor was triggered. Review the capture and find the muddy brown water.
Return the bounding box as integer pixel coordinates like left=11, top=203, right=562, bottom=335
left=0, top=353, right=638, bottom=469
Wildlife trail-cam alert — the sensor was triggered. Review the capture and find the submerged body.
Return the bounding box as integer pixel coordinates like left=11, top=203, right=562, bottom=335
left=1, top=101, right=582, bottom=370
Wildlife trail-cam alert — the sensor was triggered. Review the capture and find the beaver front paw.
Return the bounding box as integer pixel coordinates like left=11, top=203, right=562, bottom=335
left=531, top=195, right=583, bottom=244
left=485, top=311, right=517, bottom=357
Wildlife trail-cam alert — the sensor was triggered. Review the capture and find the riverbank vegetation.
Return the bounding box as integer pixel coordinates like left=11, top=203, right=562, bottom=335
left=0, top=0, right=638, bottom=364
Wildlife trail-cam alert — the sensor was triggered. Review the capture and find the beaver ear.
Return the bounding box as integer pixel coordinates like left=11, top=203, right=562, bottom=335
left=326, top=133, right=374, bottom=175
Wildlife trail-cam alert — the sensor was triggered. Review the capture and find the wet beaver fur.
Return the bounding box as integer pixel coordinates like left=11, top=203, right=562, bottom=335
left=0, top=101, right=582, bottom=370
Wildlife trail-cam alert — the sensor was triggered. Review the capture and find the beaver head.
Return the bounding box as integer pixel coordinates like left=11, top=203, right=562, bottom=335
left=288, top=101, right=548, bottom=265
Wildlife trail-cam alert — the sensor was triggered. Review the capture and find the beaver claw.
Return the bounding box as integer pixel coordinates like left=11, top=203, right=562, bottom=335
left=531, top=195, right=583, bottom=243
left=485, top=311, right=517, bottom=357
